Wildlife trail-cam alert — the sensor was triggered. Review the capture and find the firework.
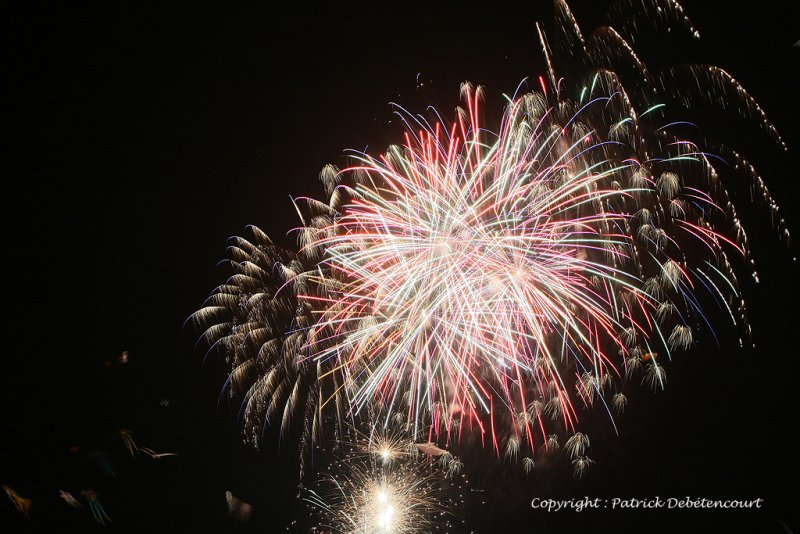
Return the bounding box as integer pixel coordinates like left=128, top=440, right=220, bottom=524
left=193, top=0, right=786, bottom=474
left=303, top=427, right=466, bottom=533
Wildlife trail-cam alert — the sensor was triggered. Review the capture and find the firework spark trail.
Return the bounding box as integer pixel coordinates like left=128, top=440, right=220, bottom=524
left=192, top=0, right=787, bottom=474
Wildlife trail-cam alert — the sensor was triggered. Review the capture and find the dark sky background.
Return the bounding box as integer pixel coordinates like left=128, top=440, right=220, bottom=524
left=3, top=1, right=799, bottom=533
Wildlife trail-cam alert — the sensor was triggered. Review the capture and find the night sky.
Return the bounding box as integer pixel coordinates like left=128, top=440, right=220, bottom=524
left=4, top=1, right=799, bottom=532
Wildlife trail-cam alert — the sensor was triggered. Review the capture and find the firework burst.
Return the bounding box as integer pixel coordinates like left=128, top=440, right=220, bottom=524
left=303, top=427, right=467, bottom=533
left=192, top=0, right=786, bottom=474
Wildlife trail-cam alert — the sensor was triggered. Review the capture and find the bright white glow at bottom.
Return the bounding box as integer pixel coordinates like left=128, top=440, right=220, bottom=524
left=377, top=505, right=395, bottom=529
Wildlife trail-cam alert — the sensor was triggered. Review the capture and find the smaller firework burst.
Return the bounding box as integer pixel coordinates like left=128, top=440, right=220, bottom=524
left=303, top=427, right=468, bottom=533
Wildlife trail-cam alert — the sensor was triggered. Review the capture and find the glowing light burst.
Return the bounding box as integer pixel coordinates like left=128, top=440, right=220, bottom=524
left=304, top=429, right=466, bottom=533
left=192, top=0, right=787, bottom=472
left=310, top=85, right=666, bottom=450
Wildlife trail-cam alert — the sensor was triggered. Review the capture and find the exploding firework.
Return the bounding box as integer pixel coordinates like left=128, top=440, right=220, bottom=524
left=192, top=0, right=787, bottom=474
left=302, top=426, right=467, bottom=533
